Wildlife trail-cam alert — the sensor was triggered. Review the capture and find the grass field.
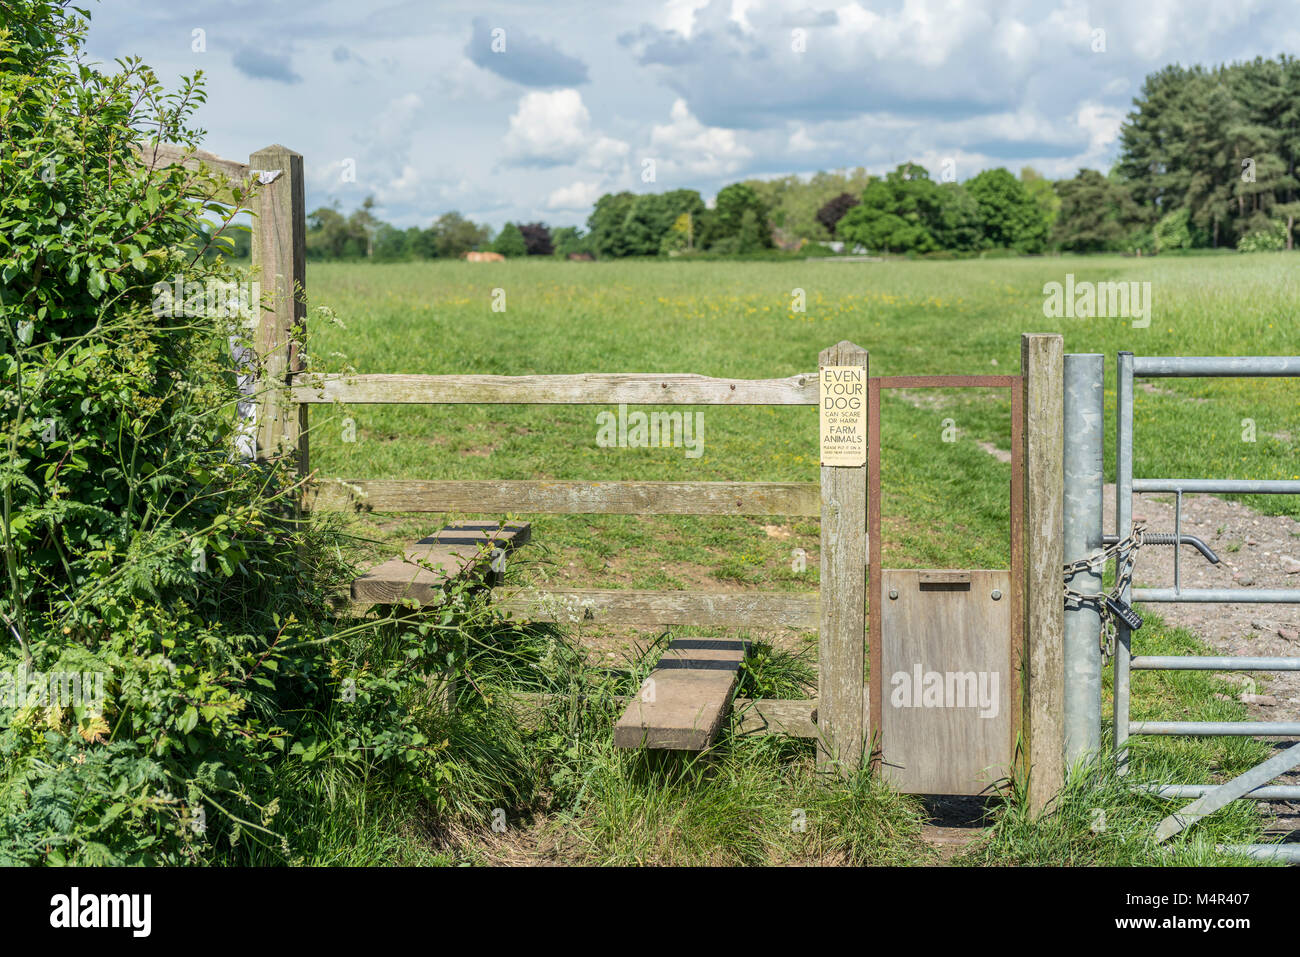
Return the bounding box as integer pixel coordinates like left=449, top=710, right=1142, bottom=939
left=289, top=252, right=1298, bottom=865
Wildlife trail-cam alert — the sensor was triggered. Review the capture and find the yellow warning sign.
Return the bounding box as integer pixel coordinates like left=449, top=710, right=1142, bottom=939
left=819, top=365, right=867, bottom=466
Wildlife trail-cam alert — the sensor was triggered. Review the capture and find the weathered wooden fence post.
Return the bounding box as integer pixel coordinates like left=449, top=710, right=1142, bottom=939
left=818, top=341, right=868, bottom=773
left=249, top=145, right=307, bottom=472
left=1021, top=333, right=1065, bottom=812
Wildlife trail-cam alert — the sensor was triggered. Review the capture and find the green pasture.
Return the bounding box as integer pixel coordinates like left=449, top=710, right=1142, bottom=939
left=290, top=253, right=1296, bottom=865
left=304, top=252, right=1298, bottom=576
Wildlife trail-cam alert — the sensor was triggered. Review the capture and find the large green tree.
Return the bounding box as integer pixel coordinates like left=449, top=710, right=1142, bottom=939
left=931, top=182, right=985, bottom=251
left=835, top=164, right=965, bottom=254
left=837, top=178, right=930, bottom=253
left=586, top=191, right=638, bottom=258
left=1021, top=167, right=1061, bottom=235
left=966, top=168, right=1049, bottom=252
left=620, top=189, right=706, bottom=256
left=703, top=183, right=772, bottom=251
left=747, top=167, right=872, bottom=240
left=431, top=211, right=492, bottom=258
left=492, top=221, right=527, bottom=257
left=1115, top=56, right=1300, bottom=249
left=1051, top=169, right=1144, bottom=252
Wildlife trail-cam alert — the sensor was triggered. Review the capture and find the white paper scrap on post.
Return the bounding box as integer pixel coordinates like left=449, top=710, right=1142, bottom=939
left=819, top=365, right=867, bottom=467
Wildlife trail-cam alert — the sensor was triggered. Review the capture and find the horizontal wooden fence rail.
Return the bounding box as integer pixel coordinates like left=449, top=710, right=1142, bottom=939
left=134, top=142, right=255, bottom=207
left=291, top=372, right=820, bottom=405
left=136, top=142, right=251, bottom=181
left=306, top=479, right=821, bottom=516
left=493, top=588, right=819, bottom=629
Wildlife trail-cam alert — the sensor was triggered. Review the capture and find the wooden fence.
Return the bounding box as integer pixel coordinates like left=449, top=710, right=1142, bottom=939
left=295, top=358, right=863, bottom=764
left=150, top=141, right=1066, bottom=806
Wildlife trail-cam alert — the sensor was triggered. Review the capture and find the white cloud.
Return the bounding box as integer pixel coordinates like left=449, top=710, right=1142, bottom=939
left=82, top=0, right=1300, bottom=230
left=649, top=98, right=752, bottom=176
left=503, top=89, right=591, bottom=165
left=304, top=91, right=433, bottom=207
left=547, top=180, right=605, bottom=209
left=502, top=89, right=629, bottom=170
left=788, top=125, right=818, bottom=151
left=585, top=136, right=631, bottom=171
left=1076, top=102, right=1125, bottom=157
left=661, top=0, right=712, bottom=37
left=373, top=92, right=423, bottom=148
left=730, top=0, right=758, bottom=32
left=389, top=164, right=420, bottom=193
left=832, top=0, right=996, bottom=69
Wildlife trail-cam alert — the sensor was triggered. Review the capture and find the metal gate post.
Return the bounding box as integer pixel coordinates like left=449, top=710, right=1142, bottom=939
left=1063, top=354, right=1104, bottom=766
left=1113, top=351, right=1135, bottom=774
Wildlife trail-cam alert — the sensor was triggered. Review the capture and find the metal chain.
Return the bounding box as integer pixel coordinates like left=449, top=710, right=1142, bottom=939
left=1063, top=524, right=1145, bottom=664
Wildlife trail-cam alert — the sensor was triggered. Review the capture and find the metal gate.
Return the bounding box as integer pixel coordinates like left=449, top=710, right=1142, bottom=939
left=1064, top=352, right=1300, bottom=861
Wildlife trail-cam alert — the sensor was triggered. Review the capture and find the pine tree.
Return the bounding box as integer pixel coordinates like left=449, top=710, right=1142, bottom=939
left=1052, top=170, right=1142, bottom=252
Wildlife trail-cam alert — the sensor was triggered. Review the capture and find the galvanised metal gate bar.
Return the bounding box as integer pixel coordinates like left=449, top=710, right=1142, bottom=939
left=1111, top=352, right=1300, bottom=862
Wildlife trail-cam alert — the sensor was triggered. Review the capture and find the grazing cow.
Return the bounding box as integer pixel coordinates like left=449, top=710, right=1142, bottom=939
left=464, top=251, right=505, bottom=262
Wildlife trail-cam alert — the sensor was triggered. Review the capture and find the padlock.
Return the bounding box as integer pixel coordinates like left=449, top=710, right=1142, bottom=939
left=1104, top=595, right=1143, bottom=631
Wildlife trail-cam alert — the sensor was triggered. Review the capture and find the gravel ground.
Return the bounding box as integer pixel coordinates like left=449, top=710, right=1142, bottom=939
left=1103, top=485, right=1300, bottom=840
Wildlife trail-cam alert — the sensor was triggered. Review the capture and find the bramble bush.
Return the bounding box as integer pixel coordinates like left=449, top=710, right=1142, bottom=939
left=1236, top=222, right=1289, bottom=253
left=0, top=1, right=529, bottom=864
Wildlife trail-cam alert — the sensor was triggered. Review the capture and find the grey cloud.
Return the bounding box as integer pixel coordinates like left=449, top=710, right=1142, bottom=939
left=465, top=16, right=588, bottom=87
left=618, top=0, right=1102, bottom=131
left=231, top=46, right=301, bottom=84
left=616, top=25, right=697, bottom=67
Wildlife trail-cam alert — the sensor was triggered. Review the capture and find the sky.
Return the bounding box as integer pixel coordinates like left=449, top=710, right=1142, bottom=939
left=84, top=0, right=1300, bottom=232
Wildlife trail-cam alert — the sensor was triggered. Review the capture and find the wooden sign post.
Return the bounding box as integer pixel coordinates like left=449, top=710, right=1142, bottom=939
left=817, top=341, right=868, bottom=773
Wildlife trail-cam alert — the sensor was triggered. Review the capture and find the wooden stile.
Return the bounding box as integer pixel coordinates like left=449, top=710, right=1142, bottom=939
left=613, top=638, right=748, bottom=750
left=198, top=132, right=1065, bottom=784
left=351, top=521, right=531, bottom=605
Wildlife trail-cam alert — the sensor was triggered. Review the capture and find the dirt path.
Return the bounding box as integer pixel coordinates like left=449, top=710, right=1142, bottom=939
left=1102, top=485, right=1300, bottom=840
left=917, top=795, right=993, bottom=864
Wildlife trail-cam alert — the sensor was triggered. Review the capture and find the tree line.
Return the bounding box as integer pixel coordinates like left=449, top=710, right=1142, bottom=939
left=1117, top=56, right=1300, bottom=251
left=300, top=54, right=1300, bottom=262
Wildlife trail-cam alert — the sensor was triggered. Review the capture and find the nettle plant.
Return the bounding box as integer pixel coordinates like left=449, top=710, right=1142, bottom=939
left=0, top=2, right=503, bottom=865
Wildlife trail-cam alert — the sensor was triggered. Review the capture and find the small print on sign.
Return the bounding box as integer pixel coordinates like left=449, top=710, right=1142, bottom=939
left=820, top=366, right=866, bottom=466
